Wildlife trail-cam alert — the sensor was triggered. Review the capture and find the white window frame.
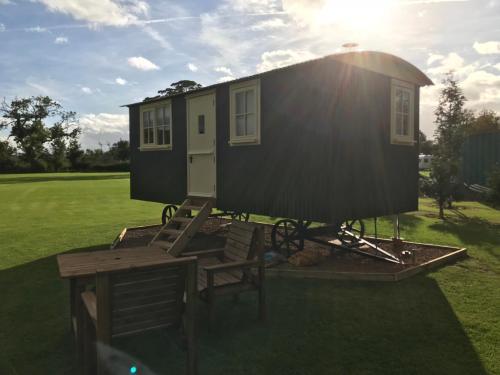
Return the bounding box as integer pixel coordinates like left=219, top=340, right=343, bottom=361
left=229, top=79, right=261, bottom=145
left=390, top=79, right=415, bottom=146
left=139, top=100, right=173, bottom=151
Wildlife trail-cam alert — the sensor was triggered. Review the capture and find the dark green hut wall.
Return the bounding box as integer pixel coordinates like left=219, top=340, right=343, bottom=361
left=129, top=97, right=187, bottom=204
left=462, top=133, right=500, bottom=185
left=216, top=59, right=419, bottom=223
left=129, top=58, right=419, bottom=223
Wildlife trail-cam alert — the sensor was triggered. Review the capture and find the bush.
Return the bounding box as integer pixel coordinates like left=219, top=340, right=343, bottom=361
left=486, top=165, right=500, bottom=206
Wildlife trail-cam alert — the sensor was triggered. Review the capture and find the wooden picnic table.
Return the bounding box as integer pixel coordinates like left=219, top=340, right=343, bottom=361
left=57, top=246, right=172, bottom=337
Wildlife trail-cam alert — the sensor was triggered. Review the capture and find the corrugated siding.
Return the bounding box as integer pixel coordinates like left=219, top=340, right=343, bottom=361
left=462, top=132, right=500, bottom=185
left=129, top=58, right=420, bottom=223
left=129, top=97, right=187, bottom=204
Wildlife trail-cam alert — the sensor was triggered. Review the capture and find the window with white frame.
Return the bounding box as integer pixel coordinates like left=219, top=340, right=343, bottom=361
left=229, top=79, right=260, bottom=144
left=391, top=79, right=415, bottom=145
left=140, top=101, right=172, bottom=149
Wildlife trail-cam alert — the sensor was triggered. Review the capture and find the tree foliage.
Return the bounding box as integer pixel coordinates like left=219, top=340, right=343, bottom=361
left=428, top=73, right=472, bottom=218
left=465, top=109, right=500, bottom=136
left=157, top=80, right=202, bottom=97
left=0, top=96, right=80, bottom=171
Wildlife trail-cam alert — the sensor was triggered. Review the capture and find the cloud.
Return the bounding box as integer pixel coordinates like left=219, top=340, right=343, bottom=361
left=79, top=113, right=129, bottom=149
left=0, top=23, right=5, bottom=32
left=141, top=26, right=171, bottom=49
left=115, top=77, right=127, bottom=85
left=250, top=18, right=286, bottom=30
left=473, top=41, right=500, bottom=55
left=217, top=76, right=234, bottom=83
left=36, top=0, right=148, bottom=27
left=187, top=63, right=198, bottom=72
left=495, top=63, right=500, bottom=71
left=215, top=66, right=233, bottom=75
left=54, top=36, right=68, bottom=44
left=426, top=52, right=472, bottom=76
left=0, top=0, right=11, bottom=4
left=256, top=49, right=317, bottom=73
left=25, top=26, right=48, bottom=33
left=81, top=87, right=93, bottom=94
left=127, top=56, right=160, bottom=71
left=427, top=53, right=444, bottom=66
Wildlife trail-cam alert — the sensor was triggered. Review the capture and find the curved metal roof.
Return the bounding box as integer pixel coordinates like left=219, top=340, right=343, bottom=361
left=125, top=50, right=432, bottom=107
left=329, top=51, right=433, bottom=86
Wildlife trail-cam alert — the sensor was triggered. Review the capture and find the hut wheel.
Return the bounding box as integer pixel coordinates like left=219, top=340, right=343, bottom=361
left=161, top=204, right=178, bottom=225
left=338, top=219, right=365, bottom=245
left=271, top=219, right=305, bottom=256
left=231, top=211, right=250, bottom=222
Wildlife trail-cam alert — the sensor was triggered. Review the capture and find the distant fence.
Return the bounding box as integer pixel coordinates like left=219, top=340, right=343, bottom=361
left=462, top=132, right=500, bottom=185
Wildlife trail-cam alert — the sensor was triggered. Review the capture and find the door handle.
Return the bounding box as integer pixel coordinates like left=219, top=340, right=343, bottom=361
left=189, top=155, right=193, bottom=163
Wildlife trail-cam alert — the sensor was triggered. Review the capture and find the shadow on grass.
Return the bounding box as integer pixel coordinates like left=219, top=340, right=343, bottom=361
left=0, top=174, right=129, bottom=185
left=430, top=213, right=500, bottom=260
left=0, top=245, right=487, bottom=375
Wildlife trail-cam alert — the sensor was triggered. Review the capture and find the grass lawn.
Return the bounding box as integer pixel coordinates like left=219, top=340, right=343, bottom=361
left=1, top=172, right=499, bottom=374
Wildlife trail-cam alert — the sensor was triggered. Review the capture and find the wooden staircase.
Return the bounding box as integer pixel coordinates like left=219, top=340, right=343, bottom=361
left=149, top=197, right=214, bottom=257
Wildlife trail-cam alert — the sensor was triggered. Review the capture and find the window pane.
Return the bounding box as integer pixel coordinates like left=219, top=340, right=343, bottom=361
left=395, top=89, right=403, bottom=113
left=235, top=92, right=245, bottom=115
left=246, top=113, right=256, bottom=135
left=198, top=114, right=205, bottom=134
left=166, top=129, right=171, bottom=145
left=245, top=89, right=255, bottom=114
left=156, top=108, right=163, bottom=126
left=143, top=128, right=149, bottom=144
left=402, top=91, right=410, bottom=114
left=396, top=113, right=403, bottom=135
left=402, top=114, right=409, bottom=135
left=157, top=127, right=165, bottom=145
left=236, top=114, right=245, bottom=136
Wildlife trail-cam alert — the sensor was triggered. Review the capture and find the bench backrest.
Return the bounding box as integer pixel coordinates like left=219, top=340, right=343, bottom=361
left=224, top=220, right=259, bottom=262
left=95, top=257, right=197, bottom=339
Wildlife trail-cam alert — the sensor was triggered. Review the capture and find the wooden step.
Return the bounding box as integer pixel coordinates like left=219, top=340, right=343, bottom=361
left=171, top=217, right=192, bottom=223
left=153, top=240, right=173, bottom=249
left=163, top=229, right=183, bottom=237
left=179, top=205, right=202, bottom=211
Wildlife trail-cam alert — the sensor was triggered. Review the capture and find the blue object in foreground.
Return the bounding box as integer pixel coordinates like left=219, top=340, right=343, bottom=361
left=130, top=366, right=137, bottom=374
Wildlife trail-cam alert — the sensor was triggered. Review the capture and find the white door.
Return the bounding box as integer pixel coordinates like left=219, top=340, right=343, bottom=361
left=187, top=92, right=216, bottom=197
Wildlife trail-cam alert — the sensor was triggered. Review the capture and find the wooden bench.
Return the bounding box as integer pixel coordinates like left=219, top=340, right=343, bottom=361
left=78, top=256, right=198, bottom=375
left=183, top=221, right=266, bottom=326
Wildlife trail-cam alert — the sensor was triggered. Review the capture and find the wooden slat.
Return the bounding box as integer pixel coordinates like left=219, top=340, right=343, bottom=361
left=227, top=230, right=254, bottom=246
left=113, top=300, right=179, bottom=320
left=113, top=268, right=182, bottom=284
left=112, top=315, right=179, bottom=336
left=113, top=290, right=177, bottom=310
left=114, top=278, right=181, bottom=296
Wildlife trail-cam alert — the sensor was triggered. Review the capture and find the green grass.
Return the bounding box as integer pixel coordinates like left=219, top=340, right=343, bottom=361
left=1, top=173, right=499, bottom=374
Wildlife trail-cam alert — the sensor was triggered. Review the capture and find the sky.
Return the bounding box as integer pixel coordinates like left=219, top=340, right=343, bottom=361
left=0, top=0, right=499, bottom=149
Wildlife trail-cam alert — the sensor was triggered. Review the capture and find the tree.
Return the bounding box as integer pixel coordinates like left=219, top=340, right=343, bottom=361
left=429, top=73, right=472, bottom=218
left=108, top=139, right=130, bottom=161
left=49, top=112, right=80, bottom=171
left=0, top=96, right=80, bottom=171
left=419, top=130, right=435, bottom=155
left=66, top=138, right=85, bottom=170
left=157, top=80, right=202, bottom=97
left=0, top=140, right=16, bottom=171
left=465, top=109, right=500, bottom=135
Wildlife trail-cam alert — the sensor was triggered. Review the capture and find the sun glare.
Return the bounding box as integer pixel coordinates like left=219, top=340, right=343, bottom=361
left=316, top=0, right=394, bottom=30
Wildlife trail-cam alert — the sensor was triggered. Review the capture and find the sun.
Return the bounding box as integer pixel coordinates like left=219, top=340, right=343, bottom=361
left=316, top=0, right=394, bottom=30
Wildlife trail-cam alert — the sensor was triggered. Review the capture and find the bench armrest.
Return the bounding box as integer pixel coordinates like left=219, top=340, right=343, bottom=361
left=204, top=259, right=261, bottom=273
left=81, top=291, right=97, bottom=325
left=182, top=248, right=225, bottom=259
